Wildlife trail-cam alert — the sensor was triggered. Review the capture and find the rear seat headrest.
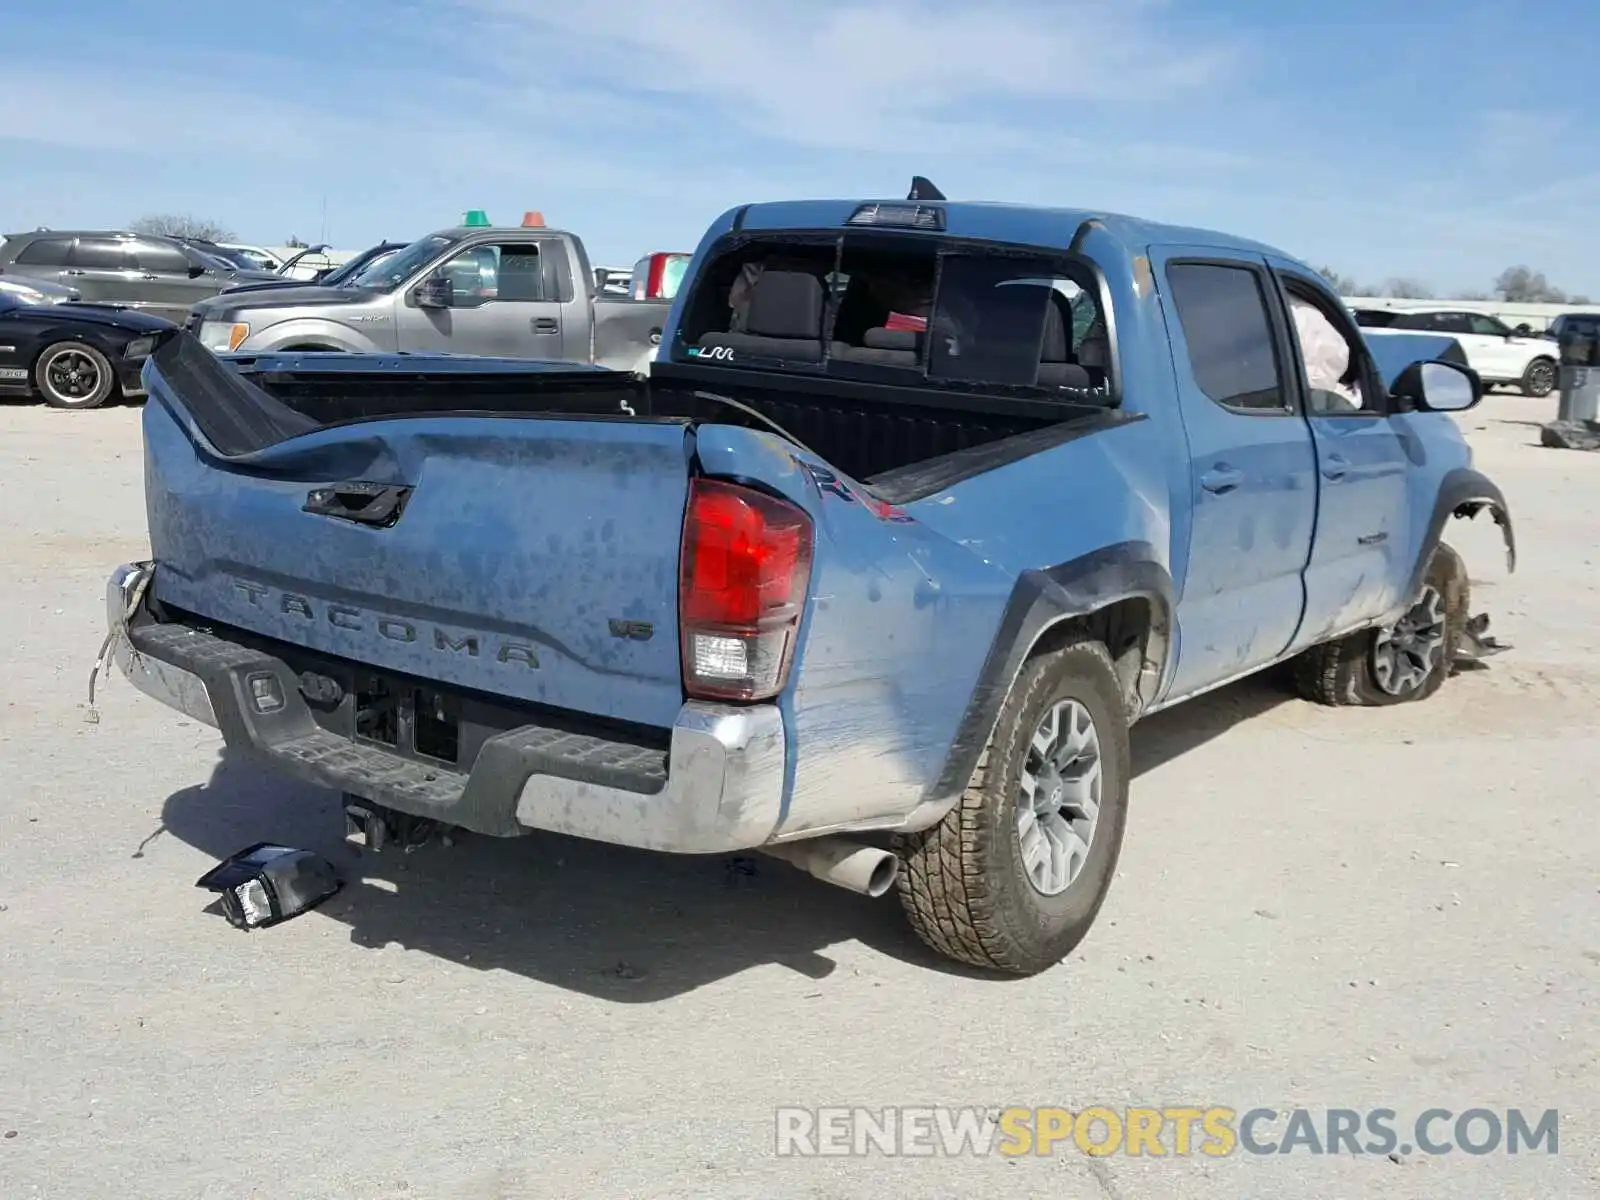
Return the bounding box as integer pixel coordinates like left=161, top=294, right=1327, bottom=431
left=1039, top=292, right=1073, bottom=363
left=745, top=270, right=824, bottom=339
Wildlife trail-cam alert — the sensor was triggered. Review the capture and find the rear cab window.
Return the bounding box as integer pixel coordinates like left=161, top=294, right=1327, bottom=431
left=671, top=230, right=1116, bottom=404
left=1163, top=261, right=1288, bottom=413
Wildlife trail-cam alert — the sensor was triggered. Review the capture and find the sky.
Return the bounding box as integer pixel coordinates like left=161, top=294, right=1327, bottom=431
left=1, top=0, right=1596, bottom=297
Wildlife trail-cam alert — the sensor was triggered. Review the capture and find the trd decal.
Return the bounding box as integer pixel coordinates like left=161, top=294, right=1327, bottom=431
left=798, top=461, right=915, bottom=523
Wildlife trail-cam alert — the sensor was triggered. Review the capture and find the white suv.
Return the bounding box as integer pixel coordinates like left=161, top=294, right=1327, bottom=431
left=1356, top=307, right=1558, bottom=397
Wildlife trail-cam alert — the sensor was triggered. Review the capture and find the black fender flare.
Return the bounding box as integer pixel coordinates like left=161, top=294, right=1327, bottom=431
left=923, top=541, right=1176, bottom=807
left=1403, top=468, right=1516, bottom=603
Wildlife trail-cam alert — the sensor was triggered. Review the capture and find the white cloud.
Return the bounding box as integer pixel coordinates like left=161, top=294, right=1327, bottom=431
left=454, top=0, right=1248, bottom=154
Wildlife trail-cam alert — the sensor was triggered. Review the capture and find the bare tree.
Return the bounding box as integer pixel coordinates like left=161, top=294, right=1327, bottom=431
left=1382, top=277, right=1435, bottom=300
left=1494, top=265, right=1571, bottom=304
left=1316, top=266, right=1363, bottom=297
left=131, top=213, right=236, bottom=242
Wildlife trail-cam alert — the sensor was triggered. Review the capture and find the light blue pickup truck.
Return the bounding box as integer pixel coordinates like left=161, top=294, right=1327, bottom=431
left=103, top=184, right=1515, bottom=975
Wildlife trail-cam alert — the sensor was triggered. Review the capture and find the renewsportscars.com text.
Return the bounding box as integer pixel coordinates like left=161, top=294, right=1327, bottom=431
left=774, top=1106, right=1559, bottom=1158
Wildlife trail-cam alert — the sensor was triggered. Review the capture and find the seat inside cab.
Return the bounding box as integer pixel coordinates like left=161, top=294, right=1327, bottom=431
left=684, top=237, right=1112, bottom=398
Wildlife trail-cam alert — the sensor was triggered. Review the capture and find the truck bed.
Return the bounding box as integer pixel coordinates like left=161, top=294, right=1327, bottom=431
left=186, top=335, right=1111, bottom=496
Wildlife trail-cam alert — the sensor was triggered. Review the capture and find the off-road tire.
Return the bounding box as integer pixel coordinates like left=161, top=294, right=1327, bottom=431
left=892, top=634, right=1132, bottom=975
left=1520, top=357, right=1557, bottom=398
left=34, top=340, right=116, bottom=409
left=1292, top=543, right=1468, bottom=707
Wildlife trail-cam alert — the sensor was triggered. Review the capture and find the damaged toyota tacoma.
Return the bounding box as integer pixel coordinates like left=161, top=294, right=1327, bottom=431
left=101, top=183, right=1516, bottom=975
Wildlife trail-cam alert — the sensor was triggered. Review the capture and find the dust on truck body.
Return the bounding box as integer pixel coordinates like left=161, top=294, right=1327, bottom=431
left=103, top=183, right=1515, bottom=975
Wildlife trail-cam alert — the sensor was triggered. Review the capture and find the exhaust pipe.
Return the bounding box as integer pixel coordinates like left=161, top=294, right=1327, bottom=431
left=758, top=837, right=900, bottom=898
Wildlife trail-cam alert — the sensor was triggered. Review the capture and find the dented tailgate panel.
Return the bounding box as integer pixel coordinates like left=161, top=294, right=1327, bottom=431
left=143, top=398, right=693, bottom=730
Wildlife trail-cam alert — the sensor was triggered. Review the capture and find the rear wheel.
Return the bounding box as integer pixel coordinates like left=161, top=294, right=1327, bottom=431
left=1292, top=543, right=1467, bottom=707
left=893, top=634, right=1132, bottom=975
left=35, top=341, right=116, bottom=409
left=1521, top=357, right=1557, bottom=398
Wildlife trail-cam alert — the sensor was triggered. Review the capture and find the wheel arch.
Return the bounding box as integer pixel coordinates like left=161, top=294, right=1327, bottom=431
left=922, top=540, right=1175, bottom=811
left=1406, top=468, right=1515, bottom=595
left=243, top=319, right=377, bottom=354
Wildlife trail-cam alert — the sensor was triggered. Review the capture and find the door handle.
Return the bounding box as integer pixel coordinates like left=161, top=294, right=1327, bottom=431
left=139, top=273, right=159, bottom=280
left=1200, top=465, right=1243, bottom=495
left=532, top=317, right=558, bottom=333
left=62, top=269, right=86, bottom=276
left=1321, top=454, right=1350, bottom=481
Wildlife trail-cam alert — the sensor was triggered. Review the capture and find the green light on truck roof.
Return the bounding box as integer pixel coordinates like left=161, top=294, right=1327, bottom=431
left=462, top=209, right=491, bottom=227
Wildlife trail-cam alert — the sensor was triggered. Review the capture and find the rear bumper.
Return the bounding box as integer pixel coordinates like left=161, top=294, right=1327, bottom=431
left=106, top=562, right=787, bottom=852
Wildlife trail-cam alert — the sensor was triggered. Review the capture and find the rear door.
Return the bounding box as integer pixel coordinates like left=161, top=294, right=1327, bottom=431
left=65, top=236, right=145, bottom=308
left=1149, top=248, right=1319, bottom=697
left=1463, top=312, right=1527, bottom=379
left=394, top=240, right=566, bottom=360
left=1269, top=259, right=1411, bottom=642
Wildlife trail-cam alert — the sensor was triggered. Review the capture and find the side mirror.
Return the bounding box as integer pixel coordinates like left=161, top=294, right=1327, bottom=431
left=413, top=271, right=452, bottom=309
left=1392, top=359, right=1481, bottom=413
left=188, top=264, right=207, bottom=278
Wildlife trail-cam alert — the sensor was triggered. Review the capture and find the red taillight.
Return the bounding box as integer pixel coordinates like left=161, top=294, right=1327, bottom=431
left=633, top=253, right=668, bottom=300
left=679, top=477, right=814, bottom=702
left=645, top=253, right=669, bottom=299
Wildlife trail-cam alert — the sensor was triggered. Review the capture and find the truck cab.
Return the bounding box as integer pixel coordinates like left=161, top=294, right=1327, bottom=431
left=186, top=226, right=668, bottom=371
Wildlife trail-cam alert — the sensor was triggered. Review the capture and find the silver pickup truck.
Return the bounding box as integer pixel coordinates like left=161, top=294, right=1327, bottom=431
left=185, top=225, right=669, bottom=372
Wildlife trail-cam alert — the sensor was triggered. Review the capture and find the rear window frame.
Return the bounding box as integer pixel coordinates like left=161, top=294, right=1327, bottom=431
left=667, top=228, right=1122, bottom=413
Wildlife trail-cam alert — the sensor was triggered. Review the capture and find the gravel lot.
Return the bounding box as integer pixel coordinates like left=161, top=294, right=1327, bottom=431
left=1, top=394, right=1596, bottom=1199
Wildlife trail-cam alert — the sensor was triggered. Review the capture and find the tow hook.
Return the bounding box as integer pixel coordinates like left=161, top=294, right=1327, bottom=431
left=342, top=796, right=454, bottom=854
left=1456, top=613, right=1510, bottom=663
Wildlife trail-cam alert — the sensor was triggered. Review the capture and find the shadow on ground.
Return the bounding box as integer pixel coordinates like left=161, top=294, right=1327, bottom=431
left=156, top=671, right=1300, bottom=1002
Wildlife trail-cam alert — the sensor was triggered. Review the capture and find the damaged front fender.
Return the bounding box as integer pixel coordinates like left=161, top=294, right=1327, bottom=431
left=1453, top=494, right=1516, bottom=574
left=1409, top=469, right=1516, bottom=606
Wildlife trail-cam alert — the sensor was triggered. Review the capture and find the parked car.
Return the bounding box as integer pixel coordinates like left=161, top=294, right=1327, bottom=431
left=177, top=239, right=264, bottom=272
left=630, top=251, right=692, bottom=300
left=1355, top=306, right=1559, bottom=396
left=1543, top=312, right=1600, bottom=342
left=595, top=266, right=630, bottom=293
left=0, top=230, right=281, bottom=324
left=102, top=185, right=1514, bottom=976
left=218, top=243, right=286, bottom=273
left=0, top=288, right=172, bottom=408
left=219, top=241, right=408, bottom=295
left=0, top=276, right=80, bottom=305
left=186, top=225, right=669, bottom=371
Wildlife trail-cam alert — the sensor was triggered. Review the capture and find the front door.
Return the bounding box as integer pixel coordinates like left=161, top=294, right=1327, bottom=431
left=394, top=241, right=565, bottom=360
left=1270, top=260, right=1411, bottom=645
left=1151, top=249, right=1319, bottom=698
left=128, top=240, right=221, bottom=323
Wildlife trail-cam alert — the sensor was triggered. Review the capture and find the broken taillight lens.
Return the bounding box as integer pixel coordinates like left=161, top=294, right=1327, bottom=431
left=679, top=477, right=814, bottom=702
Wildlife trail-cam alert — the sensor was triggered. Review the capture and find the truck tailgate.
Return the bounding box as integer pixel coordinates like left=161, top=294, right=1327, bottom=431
left=143, top=348, right=693, bottom=730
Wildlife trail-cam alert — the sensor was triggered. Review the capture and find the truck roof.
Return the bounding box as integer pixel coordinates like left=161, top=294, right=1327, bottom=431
left=732, top=198, right=1291, bottom=262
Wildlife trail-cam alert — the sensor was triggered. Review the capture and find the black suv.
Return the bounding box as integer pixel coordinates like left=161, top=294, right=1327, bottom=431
left=0, top=230, right=281, bottom=323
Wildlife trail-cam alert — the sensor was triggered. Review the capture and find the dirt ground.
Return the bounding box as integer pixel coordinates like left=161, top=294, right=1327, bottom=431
left=1, top=392, right=1596, bottom=1199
